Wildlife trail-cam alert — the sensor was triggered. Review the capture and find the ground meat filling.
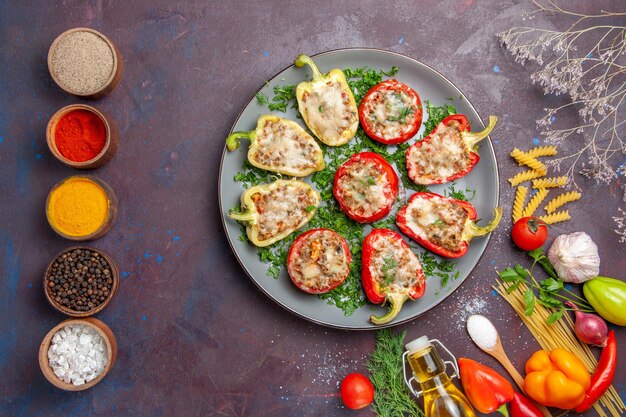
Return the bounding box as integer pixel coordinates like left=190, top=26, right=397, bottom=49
left=337, top=160, right=392, bottom=218
left=369, top=234, right=422, bottom=292
left=365, top=90, right=419, bottom=139
left=252, top=184, right=317, bottom=242
left=289, top=230, right=350, bottom=292
left=302, top=81, right=357, bottom=143
left=409, top=197, right=468, bottom=253
left=253, top=120, right=320, bottom=171
left=408, top=120, right=471, bottom=182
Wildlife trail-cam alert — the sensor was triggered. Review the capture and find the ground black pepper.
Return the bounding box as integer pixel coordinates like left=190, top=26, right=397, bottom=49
left=46, top=248, right=113, bottom=312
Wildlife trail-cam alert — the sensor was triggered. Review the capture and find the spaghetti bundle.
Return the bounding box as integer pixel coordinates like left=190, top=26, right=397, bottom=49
left=494, top=280, right=626, bottom=417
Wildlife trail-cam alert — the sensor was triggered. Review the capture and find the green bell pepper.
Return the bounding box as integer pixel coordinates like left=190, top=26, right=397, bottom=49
left=583, top=276, right=626, bottom=326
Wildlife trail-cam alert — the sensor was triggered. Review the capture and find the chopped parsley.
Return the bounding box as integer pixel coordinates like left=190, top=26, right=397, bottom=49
left=387, top=106, right=415, bottom=124
left=381, top=256, right=399, bottom=285
left=424, top=100, right=456, bottom=133
left=232, top=65, right=461, bottom=315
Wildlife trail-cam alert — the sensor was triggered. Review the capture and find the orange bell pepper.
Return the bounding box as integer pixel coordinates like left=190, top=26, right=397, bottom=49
left=524, top=348, right=590, bottom=409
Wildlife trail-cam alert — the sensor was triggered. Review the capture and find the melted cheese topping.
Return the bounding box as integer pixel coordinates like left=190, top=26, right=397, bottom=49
left=363, top=90, right=419, bottom=139
left=368, top=233, right=422, bottom=291
left=252, top=183, right=318, bottom=242
left=301, top=81, right=357, bottom=144
left=252, top=119, right=320, bottom=172
left=289, top=230, right=350, bottom=292
left=336, top=159, right=393, bottom=218
left=407, top=121, right=471, bottom=182
left=403, top=195, right=468, bottom=252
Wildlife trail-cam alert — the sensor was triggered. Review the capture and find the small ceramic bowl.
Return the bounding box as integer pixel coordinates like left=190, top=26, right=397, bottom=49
left=46, top=104, right=118, bottom=169
left=48, top=27, right=123, bottom=98
left=39, top=317, right=117, bottom=391
left=46, top=175, right=118, bottom=241
left=44, top=246, right=119, bottom=317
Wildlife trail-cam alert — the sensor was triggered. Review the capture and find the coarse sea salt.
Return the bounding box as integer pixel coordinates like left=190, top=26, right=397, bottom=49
left=48, top=324, right=107, bottom=385
left=466, top=314, right=498, bottom=350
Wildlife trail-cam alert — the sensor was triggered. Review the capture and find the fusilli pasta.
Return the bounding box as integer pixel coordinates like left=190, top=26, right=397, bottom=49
left=512, top=186, right=527, bottom=223
left=508, top=169, right=545, bottom=186
left=532, top=176, right=568, bottom=189
left=526, top=146, right=558, bottom=158
left=544, top=191, right=582, bottom=214
left=539, top=210, right=571, bottom=224
left=522, top=188, right=548, bottom=218
left=510, top=148, right=547, bottom=173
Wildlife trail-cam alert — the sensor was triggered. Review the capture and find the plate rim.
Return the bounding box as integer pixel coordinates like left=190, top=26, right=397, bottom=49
left=218, top=47, right=500, bottom=330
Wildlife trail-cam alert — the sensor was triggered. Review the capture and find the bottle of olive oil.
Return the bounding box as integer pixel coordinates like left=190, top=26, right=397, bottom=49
left=404, top=336, right=476, bottom=417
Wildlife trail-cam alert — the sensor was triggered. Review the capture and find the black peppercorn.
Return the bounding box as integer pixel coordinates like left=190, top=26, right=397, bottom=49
left=46, top=248, right=115, bottom=313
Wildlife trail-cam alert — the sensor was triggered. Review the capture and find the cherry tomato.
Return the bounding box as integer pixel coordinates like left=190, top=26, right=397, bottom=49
left=512, top=216, right=548, bottom=251
left=340, top=373, right=375, bottom=410
left=359, top=79, right=423, bottom=144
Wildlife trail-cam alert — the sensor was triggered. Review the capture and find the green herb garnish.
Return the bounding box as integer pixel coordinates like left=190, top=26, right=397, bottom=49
left=367, top=329, right=425, bottom=417
left=387, top=106, right=415, bottom=125
left=255, top=92, right=269, bottom=105
left=424, top=100, right=456, bottom=133
left=381, top=256, right=399, bottom=285
left=445, top=183, right=476, bottom=202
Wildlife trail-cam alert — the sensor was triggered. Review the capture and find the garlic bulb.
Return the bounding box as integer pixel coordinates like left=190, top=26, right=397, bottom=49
left=548, top=232, right=600, bottom=283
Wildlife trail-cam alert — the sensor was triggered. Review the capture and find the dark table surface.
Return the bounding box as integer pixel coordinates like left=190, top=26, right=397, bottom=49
left=1, top=1, right=624, bottom=416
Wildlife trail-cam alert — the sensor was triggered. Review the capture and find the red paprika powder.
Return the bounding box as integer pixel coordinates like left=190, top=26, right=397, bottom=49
left=54, top=109, right=107, bottom=162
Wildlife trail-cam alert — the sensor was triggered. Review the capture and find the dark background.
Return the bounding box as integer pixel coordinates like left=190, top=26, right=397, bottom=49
left=1, top=1, right=624, bottom=416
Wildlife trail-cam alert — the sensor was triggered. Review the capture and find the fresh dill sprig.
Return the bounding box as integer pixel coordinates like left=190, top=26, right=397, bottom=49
left=366, top=329, right=424, bottom=417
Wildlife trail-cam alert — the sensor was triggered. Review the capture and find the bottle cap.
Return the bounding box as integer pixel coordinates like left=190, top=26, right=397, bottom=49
left=405, top=335, right=430, bottom=354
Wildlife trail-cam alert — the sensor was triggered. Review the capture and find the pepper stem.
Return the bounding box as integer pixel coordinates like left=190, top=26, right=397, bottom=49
left=370, top=292, right=410, bottom=325
left=295, top=54, right=324, bottom=81
left=228, top=209, right=255, bottom=223
left=226, top=131, right=255, bottom=151
left=497, top=404, right=509, bottom=417
left=462, top=207, right=503, bottom=241
left=462, top=115, right=498, bottom=149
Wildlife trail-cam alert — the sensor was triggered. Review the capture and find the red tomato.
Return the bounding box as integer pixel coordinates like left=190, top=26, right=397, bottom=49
left=333, top=152, right=399, bottom=223
left=511, top=216, right=548, bottom=251
left=286, top=228, right=352, bottom=294
left=340, top=373, right=375, bottom=410
left=358, top=79, right=423, bottom=144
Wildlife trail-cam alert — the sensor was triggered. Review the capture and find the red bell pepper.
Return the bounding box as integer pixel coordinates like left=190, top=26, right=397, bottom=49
left=396, top=192, right=502, bottom=258
left=358, top=79, right=423, bottom=144
left=406, top=114, right=497, bottom=185
left=575, top=330, right=617, bottom=412
left=458, top=358, right=515, bottom=416
left=510, top=392, right=543, bottom=417
left=361, top=228, right=425, bottom=325
left=333, top=152, right=399, bottom=223
left=286, top=228, right=352, bottom=294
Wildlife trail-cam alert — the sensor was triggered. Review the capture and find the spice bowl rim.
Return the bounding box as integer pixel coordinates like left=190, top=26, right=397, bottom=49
left=45, top=175, right=118, bottom=241
left=47, top=27, right=120, bottom=97
left=44, top=245, right=119, bottom=317
left=46, top=104, right=115, bottom=169
left=39, top=317, right=117, bottom=391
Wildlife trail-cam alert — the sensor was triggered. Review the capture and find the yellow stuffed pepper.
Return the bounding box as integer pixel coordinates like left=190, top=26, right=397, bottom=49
left=524, top=348, right=590, bottom=409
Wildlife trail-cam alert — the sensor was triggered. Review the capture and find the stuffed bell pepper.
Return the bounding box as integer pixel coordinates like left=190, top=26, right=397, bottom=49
left=294, top=54, right=359, bottom=146
left=396, top=192, right=502, bottom=258
left=406, top=114, right=497, bottom=185
left=228, top=179, right=320, bottom=247
left=333, top=152, right=399, bottom=223
left=362, top=228, right=426, bottom=325
left=226, top=115, right=325, bottom=177
left=359, top=79, right=423, bottom=144
left=287, top=228, right=352, bottom=294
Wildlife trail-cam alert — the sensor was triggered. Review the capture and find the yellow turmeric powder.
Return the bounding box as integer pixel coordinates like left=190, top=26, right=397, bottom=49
left=47, top=176, right=110, bottom=237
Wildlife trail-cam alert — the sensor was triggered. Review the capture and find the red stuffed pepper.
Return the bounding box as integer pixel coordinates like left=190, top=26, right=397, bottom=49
left=358, top=79, right=423, bottom=144
left=333, top=152, right=399, bottom=223
left=287, top=228, right=352, bottom=294
left=362, top=228, right=426, bottom=325
left=396, top=192, right=502, bottom=258
left=406, top=114, right=497, bottom=185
